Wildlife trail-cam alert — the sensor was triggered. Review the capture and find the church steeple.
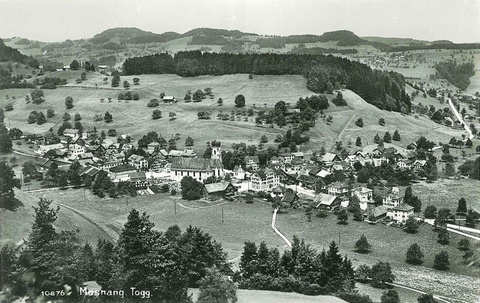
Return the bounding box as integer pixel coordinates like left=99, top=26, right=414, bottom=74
left=211, top=140, right=221, bottom=162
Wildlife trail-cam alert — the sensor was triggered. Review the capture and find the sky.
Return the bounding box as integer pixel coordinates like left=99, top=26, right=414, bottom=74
left=0, top=0, right=479, bottom=43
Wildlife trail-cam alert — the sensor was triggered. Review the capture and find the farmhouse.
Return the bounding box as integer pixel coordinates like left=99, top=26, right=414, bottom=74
left=249, top=168, right=280, bottom=192
left=387, top=204, right=414, bottom=223
left=321, top=153, right=341, bottom=164
left=36, top=143, right=65, bottom=155
left=109, top=164, right=137, bottom=181
left=314, top=193, right=341, bottom=209
left=163, top=96, right=177, bottom=103
left=327, top=182, right=349, bottom=196
left=244, top=156, right=260, bottom=171
left=367, top=205, right=388, bottom=222
left=129, top=171, right=148, bottom=188
left=168, top=149, right=197, bottom=158
left=170, top=158, right=223, bottom=182
left=63, top=128, right=79, bottom=138
left=203, top=182, right=237, bottom=199
left=128, top=154, right=148, bottom=170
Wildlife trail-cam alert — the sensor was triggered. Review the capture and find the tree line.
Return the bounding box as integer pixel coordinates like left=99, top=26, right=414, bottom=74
left=0, top=200, right=227, bottom=302
left=123, top=51, right=411, bottom=113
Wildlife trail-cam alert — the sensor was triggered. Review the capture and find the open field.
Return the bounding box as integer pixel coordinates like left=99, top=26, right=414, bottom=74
left=0, top=73, right=468, bottom=155
left=1, top=187, right=473, bottom=302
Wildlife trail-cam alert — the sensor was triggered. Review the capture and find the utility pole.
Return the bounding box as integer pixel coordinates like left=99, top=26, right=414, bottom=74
left=174, top=200, right=177, bottom=215
left=222, top=207, right=224, bottom=223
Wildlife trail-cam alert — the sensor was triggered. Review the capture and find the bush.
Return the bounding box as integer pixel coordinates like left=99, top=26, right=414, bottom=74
left=355, top=118, right=364, bottom=127
left=338, top=292, right=373, bottom=303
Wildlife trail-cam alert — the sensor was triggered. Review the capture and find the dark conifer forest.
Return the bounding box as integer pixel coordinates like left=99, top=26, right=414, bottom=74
left=123, top=51, right=411, bottom=112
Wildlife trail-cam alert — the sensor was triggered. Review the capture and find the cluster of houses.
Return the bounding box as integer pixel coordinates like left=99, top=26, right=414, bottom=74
left=31, top=129, right=423, bottom=221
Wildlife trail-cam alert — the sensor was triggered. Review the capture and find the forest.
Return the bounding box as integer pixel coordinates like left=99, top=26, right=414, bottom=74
left=435, top=61, right=475, bottom=91
left=123, top=51, right=411, bottom=112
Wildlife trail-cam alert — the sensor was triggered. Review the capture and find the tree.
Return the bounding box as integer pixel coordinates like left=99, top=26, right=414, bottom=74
left=424, top=205, right=437, bottom=219
left=404, top=217, right=419, bottom=233
left=65, top=96, right=74, bottom=109
left=4, top=103, right=13, bottom=111
left=36, top=112, right=46, bottom=125
left=466, top=138, right=473, bottom=148
left=63, top=112, right=71, bottom=121
left=31, top=89, right=44, bottom=104
left=185, top=136, right=194, bottom=147
left=133, top=77, right=140, bottom=85
left=133, top=92, right=140, bottom=100
left=180, top=176, right=203, bottom=200
left=379, top=118, right=385, bottom=126
left=457, top=197, right=467, bottom=214
left=355, top=118, right=364, bottom=127
left=124, top=91, right=133, bottom=100
left=445, top=162, right=455, bottom=177
left=332, top=91, right=347, bottom=106
left=356, top=137, right=362, bottom=147
left=123, top=80, right=130, bottom=90
left=104, top=111, right=113, bottom=123
left=197, top=267, right=237, bottom=303
left=0, top=162, right=19, bottom=209
left=457, top=239, right=470, bottom=251
left=169, top=112, right=176, bottom=120
left=111, top=74, right=120, bottom=87
left=47, top=109, right=55, bottom=118
left=234, top=94, right=245, bottom=107
left=152, top=109, right=162, bottom=120
left=417, top=294, right=437, bottom=303
left=337, top=209, right=348, bottom=224
left=437, top=228, right=449, bottom=245
left=433, top=251, right=450, bottom=270
left=355, top=264, right=372, bottom=282
left=383, top=132, right=392, bottom=143
left=260, top=135, right=268, bottom=143
left=70, top=59, right=80, bottom=70
left=81, top=72, right=87, bottom=80
left=355, top=234, right=371, bottom=253
left=357, top=168, right=370, bottom=183
left=217, top=98, right=223, bottom=106
left=381, top=290, right=400, bottom=303
left=371, top=261, right=394, bottom=288
left=374, top=134, right=381, bottom=144
left=240, top=241, right=258, bottom=279
left=74, top=113, right=82, bottom=121
left=465, top=209, right=479, bottom=228
left=405, top=243, right=424, bottom=265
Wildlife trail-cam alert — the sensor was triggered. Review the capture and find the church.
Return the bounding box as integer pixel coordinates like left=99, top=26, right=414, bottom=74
left=169, top=142, right=224, bottom=182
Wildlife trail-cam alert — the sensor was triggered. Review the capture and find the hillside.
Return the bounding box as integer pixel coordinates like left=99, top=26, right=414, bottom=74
left=0, top=39, right=38, bottom=67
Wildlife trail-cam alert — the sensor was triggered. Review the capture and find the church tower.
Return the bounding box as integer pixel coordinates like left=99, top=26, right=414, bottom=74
left=211, top=141, right=222, bottom=162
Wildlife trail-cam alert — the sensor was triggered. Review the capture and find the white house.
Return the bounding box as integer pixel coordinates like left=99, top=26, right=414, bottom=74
left=232, top=165, right=246, bottom=180
left=249, top=168, right=279, bottom=192
left=327, top=182, right=349, bottom=196
left=352, top=186, right=374, bottom=210
left=382, top=187, right=404, bottom=208
left=36, top=143, right=65, bottom=155
left=387, top=204, right=414, bottom=223
left=128, top=154, right=148, bottom=170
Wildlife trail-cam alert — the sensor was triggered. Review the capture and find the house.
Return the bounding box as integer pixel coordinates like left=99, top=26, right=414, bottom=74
left=387, top=204, right=414, bottom=223
left=280, top=153, right=295, bottom=163
left=296, top=174, right=316, bottom=189
left=68, top=144, right=85, bottom=159
left=321, top=153, right=340, bottom=164
left=203, top=182, right=237, bottom=199
left=163, top=96, right=177, bottom=103
left=413, top=160, right=427, bottom=172
left=268, top=156, right=286, bottom=170
left=109, top=164, right=137, bottom=181
left=327, top=182, right=349, bottom=196
left=232, top=166, right=246, bottom=180
left=129, top=171, right=148, bottom=188
left=314, top=193, right=341, bottom=209
left=36, top=143, right=65, bottom=156
left=128, top=154, right=148, bottom=170
left=168, top=149, right=197, bottom=158
left=63, top=129, right=79, bottom=138
left=352, top=187, right=374, bottom=211
left=367, top=205, right=388, bottom=222
left=281, top=191, right=300, bottom=207
left=170, top=158, right=223, bottom=182
left=382, top=187, right=404, bottom=208
left=245, top=156, right=260, bottom=171
left=79, top=166, right=101, bottom=179
left=147, top=142, right=161, bottom=155
left=249, top=168, right=280, bottom=192
left=397, top=159, right=412, bottom=170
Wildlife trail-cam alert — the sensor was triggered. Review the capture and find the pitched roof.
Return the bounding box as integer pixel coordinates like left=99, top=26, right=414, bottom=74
left=321, top=153, right=339, bottom=162
left=393, top=204, right=414, bottom=212
left=129, top=171, right=146, bottom=181
left=371, top=205, right=388, bottom=217
left=314, top=193, right=338, bottom=207
left=281, top=192, right=298, bottom=203
left=245, top=155, right=260, bottom=163
left=109, top=164, right=137, bottom=173
left=204, top=182, right=232, bottom=194
left=253, top=168, right=276, bottom=180
left=171, top=157, right=222, bottom=171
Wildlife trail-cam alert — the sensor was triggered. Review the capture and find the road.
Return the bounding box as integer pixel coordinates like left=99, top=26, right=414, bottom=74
left=424, top=219, right=480, bottom=241
left=271, top=208, right=292, bottom=247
